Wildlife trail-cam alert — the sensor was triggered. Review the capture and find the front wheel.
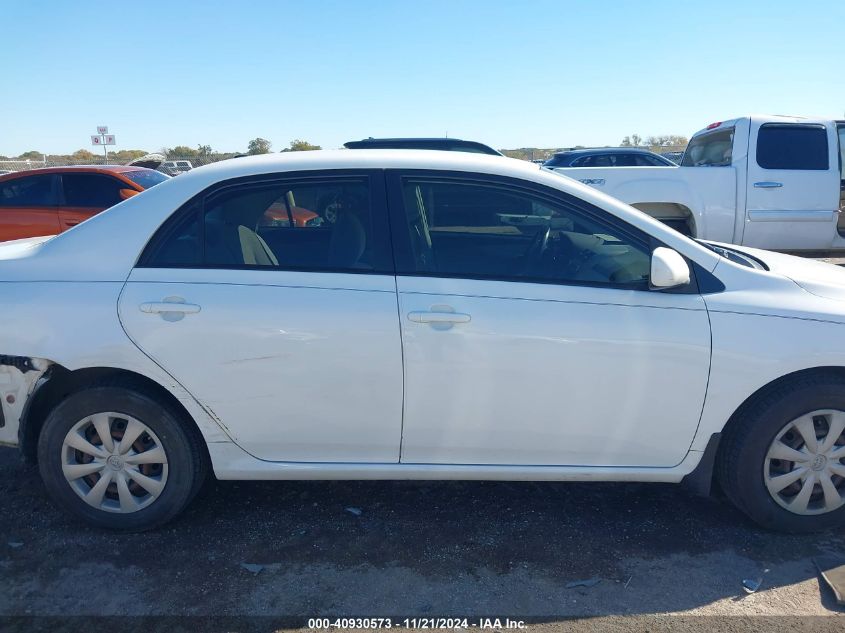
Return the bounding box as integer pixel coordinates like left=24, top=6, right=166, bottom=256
left=37, top=386, right=206, bottom=531
left=717, top=375, right=845, bottom=532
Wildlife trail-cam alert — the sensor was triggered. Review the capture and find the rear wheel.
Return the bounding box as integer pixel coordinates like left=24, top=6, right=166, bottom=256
left=717, top=375, right=845, bottom=532
left=37, top=386, right=205, bottom=531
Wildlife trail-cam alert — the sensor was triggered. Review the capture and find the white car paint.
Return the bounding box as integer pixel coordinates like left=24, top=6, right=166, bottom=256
left=1, top=150, right=845, bottom=486
left=548, top=115, right=844, bottom=251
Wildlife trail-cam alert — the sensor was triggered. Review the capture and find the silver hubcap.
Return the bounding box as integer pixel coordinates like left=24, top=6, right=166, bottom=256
left=61, top=412, right=169, bottom=514
left=764, top=410, right=845, bottom=515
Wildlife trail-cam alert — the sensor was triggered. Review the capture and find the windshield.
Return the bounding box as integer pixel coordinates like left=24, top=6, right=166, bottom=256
left=681, top=128, right=734, bottom=167
left=123, top=170, right=170, bottom=189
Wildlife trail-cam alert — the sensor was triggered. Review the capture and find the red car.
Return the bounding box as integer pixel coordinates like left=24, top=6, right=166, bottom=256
left=0, top=165, right=169, bottom=242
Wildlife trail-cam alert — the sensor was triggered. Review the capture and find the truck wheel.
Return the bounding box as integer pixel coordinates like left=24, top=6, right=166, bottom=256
left=37, top=386, right=206, bottom=531
left=717, top=375, right=845, bottom=532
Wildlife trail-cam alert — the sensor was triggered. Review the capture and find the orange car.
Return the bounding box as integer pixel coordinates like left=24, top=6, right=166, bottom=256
left=0, top=165, right=169, bottom=242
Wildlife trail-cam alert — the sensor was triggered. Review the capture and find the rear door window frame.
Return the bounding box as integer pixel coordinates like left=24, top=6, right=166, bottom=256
left=136, top=168, right=395, bottom=275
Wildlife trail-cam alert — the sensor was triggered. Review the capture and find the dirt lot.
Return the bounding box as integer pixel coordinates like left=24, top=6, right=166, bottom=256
left=1, top=445, right=844, bottom=631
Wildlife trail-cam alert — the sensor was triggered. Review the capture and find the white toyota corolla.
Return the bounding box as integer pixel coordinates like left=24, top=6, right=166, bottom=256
left=1, top=150, right=844, bottom=532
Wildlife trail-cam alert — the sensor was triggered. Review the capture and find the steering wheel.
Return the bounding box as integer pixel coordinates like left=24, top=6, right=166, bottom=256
left=521, top=226, right=551, bottom=273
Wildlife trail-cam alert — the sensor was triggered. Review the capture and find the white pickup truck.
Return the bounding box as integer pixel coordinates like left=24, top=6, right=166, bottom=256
left=548, top=115, right=845, bottom=252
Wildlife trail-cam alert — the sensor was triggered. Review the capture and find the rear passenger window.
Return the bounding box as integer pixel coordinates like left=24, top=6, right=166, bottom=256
left=62, top=174, right=126, bottom=207
left=756, top=124, right=829, bottom=170
left=0, top=175, right=57, bottom=206
left=141, top=174, right=390, bottom=273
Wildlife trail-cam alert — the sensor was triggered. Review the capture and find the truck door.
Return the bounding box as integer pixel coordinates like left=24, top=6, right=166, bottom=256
left=743, top=119, right=840, bottom=251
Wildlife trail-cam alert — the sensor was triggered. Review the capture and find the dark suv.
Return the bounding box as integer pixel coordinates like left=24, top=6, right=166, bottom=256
left=543, top=148, right=676, bottom=168
left=344, top=137, right=502, bottom=156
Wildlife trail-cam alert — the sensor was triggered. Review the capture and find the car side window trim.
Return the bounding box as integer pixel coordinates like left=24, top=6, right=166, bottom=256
left=385, top=169, right=657, bottom=291
left=136, top=169, right=395, bottom=275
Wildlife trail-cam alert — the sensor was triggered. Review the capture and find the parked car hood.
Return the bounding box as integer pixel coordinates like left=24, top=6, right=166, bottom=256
left=720, top=243, right=845, bottom=301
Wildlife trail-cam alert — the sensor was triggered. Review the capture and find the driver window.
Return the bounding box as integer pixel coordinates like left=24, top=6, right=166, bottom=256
left=398, top=177, right=651, bottom=288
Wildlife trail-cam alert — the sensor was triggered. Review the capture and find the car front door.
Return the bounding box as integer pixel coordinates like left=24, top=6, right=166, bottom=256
left=59, top=173, right=127, bottom=230
left=0, top=174, right=60, bottom=241
left=387, top=171, right=712, bottom=467
left=743, top=120, right=841, bottom=250
left=118, top=170, right=404, bottom=462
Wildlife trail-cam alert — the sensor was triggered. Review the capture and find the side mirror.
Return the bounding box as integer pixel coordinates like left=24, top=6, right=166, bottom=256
left=119, top=188, right=140, bottom=201
left=651, top=247, right=690, bottom=289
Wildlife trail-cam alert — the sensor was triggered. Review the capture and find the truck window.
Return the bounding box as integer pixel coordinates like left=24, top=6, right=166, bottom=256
left=681, top=128, right=734, bottom=167
left=756, top=124, right=828, bottom=171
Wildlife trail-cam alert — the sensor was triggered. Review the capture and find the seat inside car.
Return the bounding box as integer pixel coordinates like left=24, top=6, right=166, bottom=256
left=327, top=209, right=367, bottom=268
left=205, top=189, right=280, bottom=266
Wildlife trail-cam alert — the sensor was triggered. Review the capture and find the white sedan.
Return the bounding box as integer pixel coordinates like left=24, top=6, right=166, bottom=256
left=1, top=150, right=844, bottom=532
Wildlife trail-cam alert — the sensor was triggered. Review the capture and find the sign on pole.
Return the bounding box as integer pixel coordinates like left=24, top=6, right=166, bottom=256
left=91, top=126, right=115, bottom=163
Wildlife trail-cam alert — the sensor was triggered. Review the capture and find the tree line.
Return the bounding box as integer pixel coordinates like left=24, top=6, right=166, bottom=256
left=3, top=134, right=688, bottom=164
left=0, top=138, right=323, bottom=162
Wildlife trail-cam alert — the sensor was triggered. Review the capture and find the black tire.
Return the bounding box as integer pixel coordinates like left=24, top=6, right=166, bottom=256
left=716, top=374, right=845, bottom=533
left=37, top=385, right=206, bottom=531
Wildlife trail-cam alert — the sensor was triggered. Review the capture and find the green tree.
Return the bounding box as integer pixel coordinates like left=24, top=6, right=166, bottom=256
left=282, top=139, right=321, bottom=152
left=247, top=138, right=272, bottom=154
left=71, top=149, right=96, bottom=160
left=167, top=145, right=200, bottom=158
left=17, top=150, right=43, bottom=160
left=197, top=144, right=213, bottom=156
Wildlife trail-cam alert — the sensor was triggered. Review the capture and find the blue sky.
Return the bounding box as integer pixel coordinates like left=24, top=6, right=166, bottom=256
left=2, top=0, right=843, bottom=156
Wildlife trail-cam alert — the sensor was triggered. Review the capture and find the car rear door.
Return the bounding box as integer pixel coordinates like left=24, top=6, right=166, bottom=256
left=743, top=120, right=840, bottom=250
left=387, top=170, right=711, bottom=468
left=58, top=173, right=127, bottom=230
left=118, top=169, right=404, bottom=463
left=0, top=174, right=60, bottom=241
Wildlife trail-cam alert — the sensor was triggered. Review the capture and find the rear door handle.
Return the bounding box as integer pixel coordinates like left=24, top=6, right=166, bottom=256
left=408, top=311, right=471, bottom=324
left=753, top=181, right=783, bottom=188
left=140, top=302, right=201, bottom=314
left=139, top=298, right=201, bottom=324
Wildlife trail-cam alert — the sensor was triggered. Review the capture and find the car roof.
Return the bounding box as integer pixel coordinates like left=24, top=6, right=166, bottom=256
left=344, top=137, right=502, bottom=156
left=552, top=147, right=664, bottom=157
left=0, top=165, right=154, bottom=181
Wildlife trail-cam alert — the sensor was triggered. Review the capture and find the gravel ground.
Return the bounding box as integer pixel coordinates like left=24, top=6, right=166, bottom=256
left=0, top=445, right=843, bottom=631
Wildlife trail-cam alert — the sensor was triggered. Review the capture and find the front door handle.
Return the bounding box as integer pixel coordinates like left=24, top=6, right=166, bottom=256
left=408, top=311, right=471, bottom=324
left=753, top=181, right=783, bottom=188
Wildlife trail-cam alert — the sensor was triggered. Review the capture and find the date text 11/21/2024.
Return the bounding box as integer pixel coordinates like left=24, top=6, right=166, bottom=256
left=307, top=618, right=527, bottom=629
